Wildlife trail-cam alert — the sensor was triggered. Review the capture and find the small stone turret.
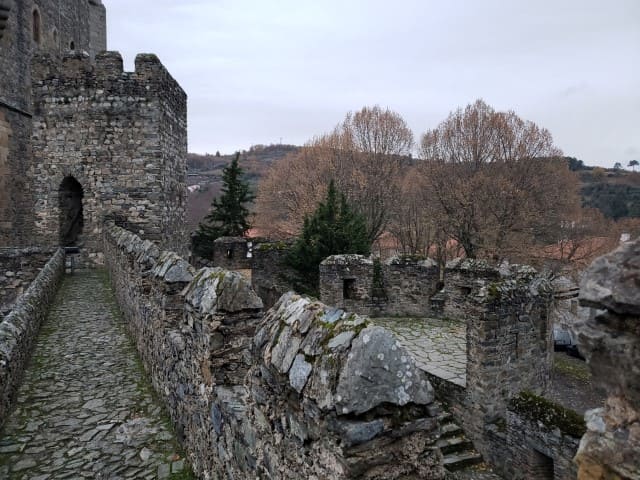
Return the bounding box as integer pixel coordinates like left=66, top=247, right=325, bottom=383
left=30, top=50, right=187, bottom=263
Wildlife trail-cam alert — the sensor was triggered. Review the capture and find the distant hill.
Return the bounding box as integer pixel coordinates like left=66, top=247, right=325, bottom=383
left=567, top=157, right=640, bottom=220
left=186, top=151, right=640, bottom=233
left=186, top=144, right=300, bottom=230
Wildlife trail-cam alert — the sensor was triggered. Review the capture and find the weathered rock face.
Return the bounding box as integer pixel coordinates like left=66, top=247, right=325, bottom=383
left=104, top=224, right=445, bottom=479
left=575, top=238, right=640, bottom=480
left=244, top=293, right=443, bottom=479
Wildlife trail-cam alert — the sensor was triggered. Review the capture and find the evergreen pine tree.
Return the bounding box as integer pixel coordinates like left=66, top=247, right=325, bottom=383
left=286, top=180, right=370, bottom=294
left=192, top=152, right=255, bottom=258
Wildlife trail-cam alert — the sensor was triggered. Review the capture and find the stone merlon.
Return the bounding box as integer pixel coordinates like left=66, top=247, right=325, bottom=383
left=255, top=291, right=434, bottom=415
left=31, top=51, right=187, bottom=104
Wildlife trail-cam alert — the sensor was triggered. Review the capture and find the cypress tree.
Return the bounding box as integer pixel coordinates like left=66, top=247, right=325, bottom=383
left=192, top=152, right=255, bottom=258
left=286, top=180, right=370, bottom=294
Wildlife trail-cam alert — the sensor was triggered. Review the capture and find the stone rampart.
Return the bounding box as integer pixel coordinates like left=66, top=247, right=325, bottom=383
left=0, top=248, right=64, bottom=427
left=30, top=50, right=187, bottom=263
left=104, top=224, right=445, bottom=479
left=251, top=240, right=297, bottom=309
left=320, top=254, right=555, bottom=474
left=0, top=247, right=56, bottom=316
left=320, top=254, right=441, bottom=317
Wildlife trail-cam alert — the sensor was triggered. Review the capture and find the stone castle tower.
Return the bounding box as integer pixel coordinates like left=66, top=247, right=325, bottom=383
left=0, top=0, right=187, bottom=262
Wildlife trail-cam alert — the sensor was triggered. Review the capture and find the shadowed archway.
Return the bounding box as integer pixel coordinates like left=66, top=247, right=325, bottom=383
left=59, top=176, right=84, bottom=246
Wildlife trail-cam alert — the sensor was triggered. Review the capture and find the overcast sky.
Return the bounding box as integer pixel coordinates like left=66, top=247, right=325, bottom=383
left=105, top=0, right=639, bottom=167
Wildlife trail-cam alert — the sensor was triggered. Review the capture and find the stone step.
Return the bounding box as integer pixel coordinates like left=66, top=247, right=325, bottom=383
left=436, top=435, right=474, bottom=455
left=437, top=411, right=452, bottom=423
left=443, top=451, right=484, bottom=471
left=440, top=422, right=462, bottom=438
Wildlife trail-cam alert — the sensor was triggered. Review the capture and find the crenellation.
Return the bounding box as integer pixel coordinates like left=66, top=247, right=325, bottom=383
left=28, top=48, right=187, bottom=263
left=94, top=50, right=123, bottom=77
left=60, top=50, right=94, bottom=78
left=103, top=223, right=447, bottom=479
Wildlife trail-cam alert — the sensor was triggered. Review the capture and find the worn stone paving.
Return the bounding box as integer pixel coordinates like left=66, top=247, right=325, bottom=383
left=0, top=270, right=193, bottom=479
left=372, top=317, right=467, bottom=387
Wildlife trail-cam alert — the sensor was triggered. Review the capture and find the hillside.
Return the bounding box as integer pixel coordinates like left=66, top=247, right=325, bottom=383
left=187, top=151, right=640, bottom=233
left=186, top=144, right=299, bottom=230
left=579, top=169, right=640, bottom=219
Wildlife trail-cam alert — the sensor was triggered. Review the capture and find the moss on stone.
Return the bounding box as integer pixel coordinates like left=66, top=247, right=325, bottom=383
left=255, top=241, right=289, bottom=252
left=509, top=391, right=586, bottom=438
left=487, top=282, right=502, bottom=301
left=553, top=352, right=591, bottom=382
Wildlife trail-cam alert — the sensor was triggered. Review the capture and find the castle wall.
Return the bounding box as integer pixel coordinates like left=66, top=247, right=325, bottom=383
left=0, top=247, right=57, bottom=317
left=0, top=0, right=106, bottom=247
left=458, top=262, right=554, bottom=460
left=483, top=404, right=580, bottom=480
left=103, top=223, right=445, bottom=479
left=30, top=51, right=187, bottom=263
left=319, top=255, right=441, bottom=317
left=320, top=254, right=555, bottom=473
left=211, top=236, right=252, bottom=270
left=0, top=248, right=64, bottom=428
left=251, top=241, right=298, bottom=308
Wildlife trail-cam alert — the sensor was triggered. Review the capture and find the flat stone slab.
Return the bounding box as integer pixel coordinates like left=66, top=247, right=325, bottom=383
left=371, top=317, right=467, bottom=387
left=0, top=270, right=193, bottom=479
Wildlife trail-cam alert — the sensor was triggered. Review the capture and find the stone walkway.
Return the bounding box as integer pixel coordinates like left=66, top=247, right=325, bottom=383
left=372, top=317, right=467, bottom=387
left=0, top=270, right=193, bottom=479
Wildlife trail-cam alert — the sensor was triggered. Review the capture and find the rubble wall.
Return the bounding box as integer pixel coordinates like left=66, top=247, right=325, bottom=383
left=0, top=247, right=56, bottom=317
left=575, top=238, right=640, bottom=479
left=251, top=240, right=297, bottom=309
left=482, top=392, right=583, bottom=479
left=319, top=255, right=440, bottom=317
left=104, top=224, right=446, bottom=479
left=0, top=248, right=64, bottom=427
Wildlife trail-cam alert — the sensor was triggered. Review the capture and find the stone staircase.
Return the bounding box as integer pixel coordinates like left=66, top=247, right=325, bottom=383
left=436, top=407, right=484, bottom=472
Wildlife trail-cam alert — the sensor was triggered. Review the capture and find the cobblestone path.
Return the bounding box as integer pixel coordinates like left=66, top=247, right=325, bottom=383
left=372, top=317, right=467, bottom=387
left=0, top=270, right=193, bottom=479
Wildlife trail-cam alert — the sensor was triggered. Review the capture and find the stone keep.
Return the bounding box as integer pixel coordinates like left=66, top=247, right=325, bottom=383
left=0, top=0, right=106, bottom=246
left=29, top=51, right=187, bottom=263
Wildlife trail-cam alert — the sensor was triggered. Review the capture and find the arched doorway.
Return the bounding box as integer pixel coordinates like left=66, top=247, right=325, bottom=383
left=59, top=176, right=84, bottom=246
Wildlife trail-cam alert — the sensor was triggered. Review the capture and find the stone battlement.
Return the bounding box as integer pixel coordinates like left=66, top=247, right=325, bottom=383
left=103, top=223, right=446, bottom=479
left=31, top=51, right=186, bottom=104
left=29, top=50, right=188, bottom=263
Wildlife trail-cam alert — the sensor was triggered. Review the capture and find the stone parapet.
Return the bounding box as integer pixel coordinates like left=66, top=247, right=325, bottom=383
left=103, top=224, right=445, bottom=479
left=575, top=237, right=640, bottom=479
left=0, top=247, right=57, bottom=316
left=0, top=248, right=64, bottom=427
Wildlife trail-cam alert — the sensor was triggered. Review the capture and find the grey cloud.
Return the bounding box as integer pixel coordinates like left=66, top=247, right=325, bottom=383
left=104, top=0, right=640, bottom=167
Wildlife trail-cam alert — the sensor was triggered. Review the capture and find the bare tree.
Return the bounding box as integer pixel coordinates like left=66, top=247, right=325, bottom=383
left=388, top=167, right=435, bottom=255
left=553, top=208, right=617, bottom=267
left=255, top=106, right=413, bottom=241
left=420, top=99, right=576, bottom=261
